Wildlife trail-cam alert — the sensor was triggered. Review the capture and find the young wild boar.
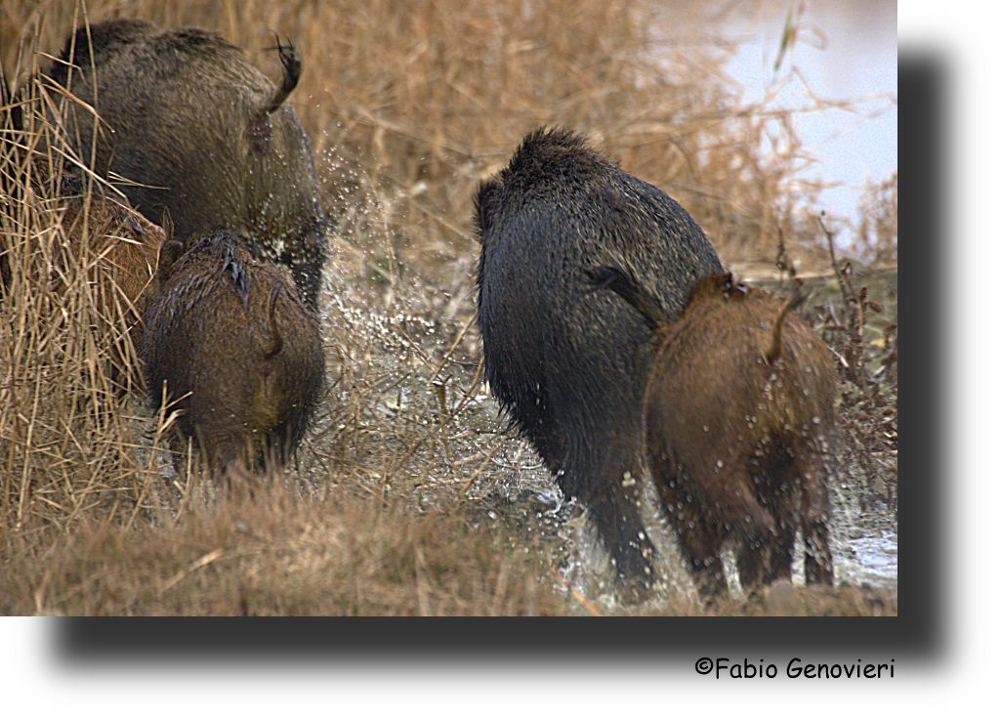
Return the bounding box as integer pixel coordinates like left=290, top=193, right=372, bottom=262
left=0, top=158, right=163, bottom=391
left=62, top=187, right=165, bottom=392
left=141, top=230, right=325, bottom=475
left=46, top=19, right=327, bottom=309
left=475, top=127, right=723, bottom=600
left=61, top=186, right=164, bottom=319
left=589, top=266, right=837, bottom=603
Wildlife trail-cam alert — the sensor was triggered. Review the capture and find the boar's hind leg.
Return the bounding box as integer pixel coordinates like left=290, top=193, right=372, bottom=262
left=587, top=488, right=657, bottom=602
left=731, top=472, right=777, bottom=598
left=798, top=453, right=834, bottom=585
left=652, top=458, right=727, bottom=603
left=565, top=442, right=658, bottom=603
left=737, top=548, right=766, bottom=598
left=761, top=468, right=798, bottom=585
left=675, top=515, right=727, bottom=604
left=764, top=514, right=797, bottom=586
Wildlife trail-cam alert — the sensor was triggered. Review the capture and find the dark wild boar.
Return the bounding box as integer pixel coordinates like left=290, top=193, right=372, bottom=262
left=589, top=265, right=837, bottom=603
left=475, top=127, right=723, bottom=600
left=141, top=230, right=325, bottom=474
left=47, top=19, right=327, bottom=308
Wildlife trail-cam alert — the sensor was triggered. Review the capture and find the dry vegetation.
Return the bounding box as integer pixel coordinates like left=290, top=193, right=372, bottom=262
left=0, top=0, right=896, bottom=615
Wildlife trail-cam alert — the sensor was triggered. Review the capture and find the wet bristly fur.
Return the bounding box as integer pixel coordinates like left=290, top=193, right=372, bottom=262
left=474, top=127, right=723, bottom=600
left=141, top=230, right=325, bottom=475
left=46, top=19, right=327, bottom=309
left=593, top=267, right=838, bottom=603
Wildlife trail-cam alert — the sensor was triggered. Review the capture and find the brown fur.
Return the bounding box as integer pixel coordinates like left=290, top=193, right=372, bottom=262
left=62, top=190, right=164, bottom=322
left=593, top=268, right=837, bottom=603
left=58, top=187, right=164, bottom=393
left=141, top=230, right=325, bottom=476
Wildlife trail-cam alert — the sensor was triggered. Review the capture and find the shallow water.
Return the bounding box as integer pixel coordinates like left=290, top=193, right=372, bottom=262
left=832, top=502, right=898, bottom=588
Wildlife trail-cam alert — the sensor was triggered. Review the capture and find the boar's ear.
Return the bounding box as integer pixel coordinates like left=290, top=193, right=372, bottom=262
left=156, top=212, right=180, bottom=278
left=473, top=178, right=502, bottom=240
left=159, top=210, right=175, bottom=243
left=157, top=238, right=185, bottom=282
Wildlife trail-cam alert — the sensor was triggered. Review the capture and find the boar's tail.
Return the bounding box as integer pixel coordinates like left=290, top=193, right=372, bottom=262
left=764, top=285, right=806, bottom=364
left=587, top=265, right=667, bottom=331
left=263, top=36, right=301, bottom=114
left=262, top=286, right=284, bottom=359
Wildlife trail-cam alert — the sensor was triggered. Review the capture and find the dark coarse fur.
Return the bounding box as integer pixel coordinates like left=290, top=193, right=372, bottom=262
left=592, top=266, right=837, bottom=603
left=141, top=230, right=325, bottom=475
left=45, top=19, right=327, bottom=309
left=475, top=127, right=723, bottom=600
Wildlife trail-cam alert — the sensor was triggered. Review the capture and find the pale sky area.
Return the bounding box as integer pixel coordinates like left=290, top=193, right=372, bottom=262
left=723, top=1, right=897, bottom=225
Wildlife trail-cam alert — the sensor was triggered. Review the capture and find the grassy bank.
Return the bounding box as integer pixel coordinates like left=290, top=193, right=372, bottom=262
left=0, top=0, right=897, bottom=615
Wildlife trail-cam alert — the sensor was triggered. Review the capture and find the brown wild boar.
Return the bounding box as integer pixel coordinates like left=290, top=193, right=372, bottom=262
left=141, top=230, right=325, bottom=475
left=589, top=266, right=837, bottom=603
left=61, top=188, right=165, bottom=392
left=62, top=188, right=164, bottom=322
left=46, top=19, right=327, bottom=309
left=0, top=81, right=162, bottom=391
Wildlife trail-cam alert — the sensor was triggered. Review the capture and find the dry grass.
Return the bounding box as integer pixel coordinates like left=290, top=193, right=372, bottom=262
left=1, top=0, right=871, bottom=276
left=0, top=0, right=897, bottom=615
left=0, top=482, right=568, bottom=616
left=0, top=83, right=172, bottom=537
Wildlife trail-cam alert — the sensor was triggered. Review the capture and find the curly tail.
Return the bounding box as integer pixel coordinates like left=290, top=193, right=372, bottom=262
left=262, top=286, right=284, bottom=359
left=764, top=285, right=807, bottom=364
left=263, top=36, right=301, bottom=114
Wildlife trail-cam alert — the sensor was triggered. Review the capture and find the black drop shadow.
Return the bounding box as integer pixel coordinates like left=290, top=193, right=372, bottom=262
left=53, top=52, right=944, bottom=666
